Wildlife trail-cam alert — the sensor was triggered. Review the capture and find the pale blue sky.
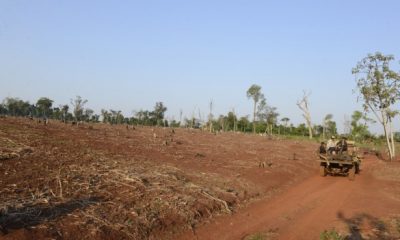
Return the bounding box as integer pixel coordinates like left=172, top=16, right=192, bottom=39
left=1, top=0, right=400, bottom=133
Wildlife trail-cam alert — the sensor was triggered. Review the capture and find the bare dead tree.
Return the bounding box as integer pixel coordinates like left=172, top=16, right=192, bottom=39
left=297, top=91, right=313, bottom=139
left=179, top=109, right=183, bottom=127
left=208, top=100, right=213, bottom=133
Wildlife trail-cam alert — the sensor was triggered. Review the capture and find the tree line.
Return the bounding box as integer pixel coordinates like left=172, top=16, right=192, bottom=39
left=0, top=96, right=168, bottom=127
left=0, top=93, right=382, bottom=142
left=0, top=93, right=339, bottom=137
left=1, top=52, right=399, bottom=159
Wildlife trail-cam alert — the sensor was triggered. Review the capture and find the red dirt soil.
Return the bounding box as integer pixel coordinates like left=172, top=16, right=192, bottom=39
left=179, top=154, right=400, bottom=240
left=1, top=117, right=400, bottom=240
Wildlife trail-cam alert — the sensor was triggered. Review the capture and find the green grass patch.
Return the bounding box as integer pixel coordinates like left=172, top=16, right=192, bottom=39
left=244, top=232, right=267, bottom=240
left=320, top=229, right=344, bottom=240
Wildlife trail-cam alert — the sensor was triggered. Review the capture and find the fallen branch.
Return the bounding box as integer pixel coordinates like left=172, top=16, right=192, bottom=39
left=200, top=190, right=231, bottom=214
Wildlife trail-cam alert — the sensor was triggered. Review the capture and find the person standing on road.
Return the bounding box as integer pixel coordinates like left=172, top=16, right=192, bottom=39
left=327, top=136, right=337, bottom=154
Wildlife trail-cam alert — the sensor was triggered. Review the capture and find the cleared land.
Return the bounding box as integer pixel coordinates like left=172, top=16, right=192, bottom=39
left=1, top=118, right=400, bottom=240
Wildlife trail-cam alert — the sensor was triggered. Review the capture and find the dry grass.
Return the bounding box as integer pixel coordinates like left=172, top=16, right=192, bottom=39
left=373, top=163, right=400, bottom=182
left=0, top=117, right=317, bottom=239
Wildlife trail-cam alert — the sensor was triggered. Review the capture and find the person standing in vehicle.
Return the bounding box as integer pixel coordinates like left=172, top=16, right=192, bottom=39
left=327, top=136, right=337, bottom=154
left=336, top=136, right=348, bottom=154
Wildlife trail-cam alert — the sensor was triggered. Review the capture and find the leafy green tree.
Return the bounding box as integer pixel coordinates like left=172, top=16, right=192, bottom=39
left=352, top=52, right=400, bottom=160
left=169, top=120, right=180, bottom=128
left=152, top=102, right=167, bottom=126
left=36, top=97, right=53, bottom=118
left=4, top=97, right=31, bottom=116
left=136, top=110, right=151, bottom=125
left=247, top=84, right=264, bottom=133
left=350, top=111, right=372, bottom=142
left=84, top=108, right=94, bottom=122
left=313, top=124, right=324, bottom=137
left=217, top=114, right=226, bottom=131
left=256, top=97, right=268, bottom=125
left=225, top=111, right=237, bottom=131
left=115, top=111, right=124, bottom=124
left=326, top=121, right=337, bottom=137
left=257, top=97, right=279, bottom=134
left=394, top=132, right=400, bottom=142
left=101, top=109, right=111, bottom=123
left=281, top=117, right=290, bottom=135
left=322, top=114, right=337, bottom=139
left=322, top=114, right=332, bottom=139
left=0, top=103, right=7, bottom=115
left=237, top=116, right=251, bottom=132
left=266, top=106, right=279, bottom=135
left=61, top=105, right=69, bottom=122
left=109, top=110, right=124, bottom=124
left=295, top=123, right=308, bottom=136
left=52, top=107, right=61, bottom=120
left=91, top=114, right=100, bottom=122
left=184, top=117, right=200, bottom=128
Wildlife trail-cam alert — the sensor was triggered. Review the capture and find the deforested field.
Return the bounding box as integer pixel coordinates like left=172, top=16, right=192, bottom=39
left=1, top=117, right=400, bottom=240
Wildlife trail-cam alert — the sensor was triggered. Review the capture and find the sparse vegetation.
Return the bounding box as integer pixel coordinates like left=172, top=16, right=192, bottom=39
left=244, top=232, right=267, bottom=240
left=320, top=229, right=344, bottom=240
left=0, top=117, right=318, bottom=239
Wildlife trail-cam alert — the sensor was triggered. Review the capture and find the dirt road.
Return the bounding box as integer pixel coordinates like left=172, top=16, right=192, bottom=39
left=179, top=155, right=400, bottom=240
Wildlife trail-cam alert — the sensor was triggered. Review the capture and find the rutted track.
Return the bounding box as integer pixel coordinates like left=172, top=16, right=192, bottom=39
left=179, top=155, right=400, bottom=240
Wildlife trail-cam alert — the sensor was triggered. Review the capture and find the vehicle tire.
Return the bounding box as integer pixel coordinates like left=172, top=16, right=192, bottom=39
left=348, top=167, right=355, bottom=181
left=320, top=165, right=326, bottom=177
left=355, top=163, right=360, bottom=174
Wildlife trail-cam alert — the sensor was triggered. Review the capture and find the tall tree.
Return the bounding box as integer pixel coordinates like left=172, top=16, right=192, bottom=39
left=256, top=97, right=268, bottom=128
left=152, top=102, right=167, bottom=126
left=61, top=105, right=69, bottom=122
left=36, top=97, right=53, bottom=118
left=266, top=106, right=279, bottom=135
left=257, top=97, right=279, bottom=134
left=225, top=111, right=237, bottom=131
left=297, top=91, right=313, bottom=139
left=247, top=84, right=264, bottom=134
left=71, top=96, right=88, bottom=122
left=237, top=116, right=251, bottom=132
left=352, top=52, right=400, bottom=160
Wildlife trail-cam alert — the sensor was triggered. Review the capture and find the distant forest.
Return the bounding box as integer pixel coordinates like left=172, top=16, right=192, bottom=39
left=0, top=95, right=392, bottom=143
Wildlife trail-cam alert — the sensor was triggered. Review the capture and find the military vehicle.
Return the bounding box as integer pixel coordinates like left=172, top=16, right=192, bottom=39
left=318, top=140, right=361, bottom=180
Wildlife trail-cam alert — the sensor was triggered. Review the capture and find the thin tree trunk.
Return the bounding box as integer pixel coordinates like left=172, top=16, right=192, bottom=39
left=382, top=111, right=394, bottom=160
left=297, top=92, right=313, bottom=139
left=253, top=101, right=256, bottom=134
left=305, top=116, right=313, bottom=139
left=389, top=119, right=395, bottom=160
